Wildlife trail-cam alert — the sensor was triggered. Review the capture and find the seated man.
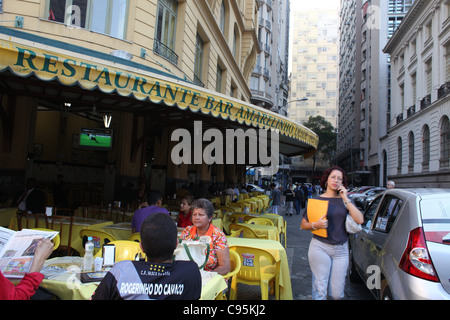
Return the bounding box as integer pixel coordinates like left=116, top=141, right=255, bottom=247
left=131, top=190, right=170, bottom=233
left=92, top=213, right=202, bottom=300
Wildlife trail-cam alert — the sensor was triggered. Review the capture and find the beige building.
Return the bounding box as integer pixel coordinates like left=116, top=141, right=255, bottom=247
left=288, top=4, right=339, bottom=183
left=0, top=0, right=317, bottom=204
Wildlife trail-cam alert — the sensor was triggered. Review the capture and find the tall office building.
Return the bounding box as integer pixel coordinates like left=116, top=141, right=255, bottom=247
left=337, top=0, right=414, bottom=186
left=288, top=2, right=340, bottom=183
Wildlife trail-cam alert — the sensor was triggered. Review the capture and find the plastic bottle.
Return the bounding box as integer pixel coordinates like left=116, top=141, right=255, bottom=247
left=83, top=237, right=94, bottom=272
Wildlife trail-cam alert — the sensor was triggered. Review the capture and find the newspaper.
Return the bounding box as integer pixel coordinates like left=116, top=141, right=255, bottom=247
left=0, top=226, right=58, bottom=278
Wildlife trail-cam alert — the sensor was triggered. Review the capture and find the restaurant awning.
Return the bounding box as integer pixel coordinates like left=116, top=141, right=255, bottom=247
left=0, top=26, right=318, bottom=158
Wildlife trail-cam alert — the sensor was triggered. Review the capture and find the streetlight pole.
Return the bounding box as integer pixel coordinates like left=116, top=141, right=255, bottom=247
left=287, top=97, right=308, bottom=104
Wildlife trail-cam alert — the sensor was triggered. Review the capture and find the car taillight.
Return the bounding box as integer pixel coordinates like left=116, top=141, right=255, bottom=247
left=399, top=227, right=439, bottom=282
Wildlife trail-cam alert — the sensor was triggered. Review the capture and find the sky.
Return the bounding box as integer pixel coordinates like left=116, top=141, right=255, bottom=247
left=290, top=0, right=340, bottom=11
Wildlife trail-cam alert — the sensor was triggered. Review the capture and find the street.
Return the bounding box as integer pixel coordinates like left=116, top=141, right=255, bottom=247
left=283, top=205, right=374, bottom=300
left=233, top=204, right=374, bottom=300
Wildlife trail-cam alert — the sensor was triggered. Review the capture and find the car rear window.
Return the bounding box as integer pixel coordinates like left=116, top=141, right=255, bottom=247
left=420, top=198, right=450, bottom=243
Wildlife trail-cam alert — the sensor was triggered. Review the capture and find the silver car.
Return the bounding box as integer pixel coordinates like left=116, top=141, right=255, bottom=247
left=349, top=188, right=450, bottom=300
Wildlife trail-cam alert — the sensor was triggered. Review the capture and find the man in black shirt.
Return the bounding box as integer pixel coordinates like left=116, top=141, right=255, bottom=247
left=91, top=213, right=202, bottom=300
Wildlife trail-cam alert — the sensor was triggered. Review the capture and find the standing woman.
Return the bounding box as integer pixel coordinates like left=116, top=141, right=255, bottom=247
left=301, top=166, right=363, bottom=300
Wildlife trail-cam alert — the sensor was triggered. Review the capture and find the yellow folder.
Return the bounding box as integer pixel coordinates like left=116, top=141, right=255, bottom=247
left=306, top=199, right=329, bottom=238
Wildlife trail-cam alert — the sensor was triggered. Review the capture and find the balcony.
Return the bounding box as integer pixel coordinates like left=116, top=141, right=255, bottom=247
left=153, top=39, right=178, bottom=65
left=406, top=105, right=415, bottom=118
left=420, top=94, right=431, bottom=110
left=193, top=74, right=204, bottom=87
left=396, top=113, right=403, bottom=125
left=438, top=82, right=450, bottom=100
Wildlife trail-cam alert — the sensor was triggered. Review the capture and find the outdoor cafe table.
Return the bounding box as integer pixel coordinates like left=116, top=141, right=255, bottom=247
left=227, top=237, right=293, bottom=300
left=8, top=215, right=113, bottom=254
left=39, top=256, right=227, bottom=300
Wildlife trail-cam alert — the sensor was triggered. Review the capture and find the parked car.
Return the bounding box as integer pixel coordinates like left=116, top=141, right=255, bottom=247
left=348, top=186, right=376, bottom=198
left=349, top=188, right=450, bottom=300
left=360, top=188, right=387, bottom=209
left=353, top=187, right=386, bottom=209
left=246, top=184, right=265, bottom=192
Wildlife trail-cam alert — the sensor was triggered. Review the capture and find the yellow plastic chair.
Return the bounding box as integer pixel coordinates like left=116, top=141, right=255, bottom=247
left=229, top=246, right=280, bottom=300
left=33, top=228, right=61, bottom=250
left=79, top=229, right=118, bottom=256
left=227, top=229, right=243, bottom=238
left=230, top=213, right=252, bottom=224
left=128, top=232, right=141, bottom=242
left=94, top=240, right=145, bottom=262
left=217, top=250, right=242, bottom=300
left=229, top=223, right=267, bottom=240
left=246, top=217, right=274, bottom=226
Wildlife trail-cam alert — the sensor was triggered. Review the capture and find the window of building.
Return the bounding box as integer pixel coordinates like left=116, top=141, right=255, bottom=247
left=388, top=16, right=403, bottom=38
left=446, top=44, right=450, bottom=82
left=194, top=33, right=204, bottom=87
left=46, top=0, right=129, bottom=39
left=216, top=64, right=223, bottom=93
left=408, top=131, right=414, bottom=172
left=397, top=137, right=403, bottom=174
left=155, top=0, right=178, bottom=65
left=425, top=58, right=432, bottom=95
left=440, top=116, right=450, bottom=168
left=220, top=1, right=226, bottom=35
left=388, top=0, right=414, bottom=14
left=422, top=125, right=430, bottom=170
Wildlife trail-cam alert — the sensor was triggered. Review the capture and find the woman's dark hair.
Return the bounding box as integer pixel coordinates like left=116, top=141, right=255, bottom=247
left=190, top=198, right=214, bottom=218
left=182, top=195, right=194, bottom=206
left=320, top=166, right=348, bottom=190
left=140, top=213, right=177, bottom=262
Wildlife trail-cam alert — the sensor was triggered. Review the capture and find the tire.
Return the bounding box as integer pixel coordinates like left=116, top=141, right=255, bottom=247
left=380, top=280, right=393, bottom=300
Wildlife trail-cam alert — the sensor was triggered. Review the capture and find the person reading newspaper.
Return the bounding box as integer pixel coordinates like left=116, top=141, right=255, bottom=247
left=0, top=238, right=53, bottom=300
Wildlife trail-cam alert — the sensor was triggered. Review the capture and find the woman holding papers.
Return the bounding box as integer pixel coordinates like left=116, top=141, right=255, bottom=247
left=301, top=166, right=363, bottom=300
left=0, top=238, right=53, bottom=300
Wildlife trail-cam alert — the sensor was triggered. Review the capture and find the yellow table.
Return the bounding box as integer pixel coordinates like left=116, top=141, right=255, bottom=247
left=259, top=213, right=284, bottom=234
left=227, top=237, right=293, bottom=300
left=39, top=257, right=227, bottom=300
left=0, top=207, right=16, bottom=227
left=101, top=222, right=132, bottom=240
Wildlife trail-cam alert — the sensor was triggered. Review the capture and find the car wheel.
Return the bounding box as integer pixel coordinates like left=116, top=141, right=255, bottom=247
left=380, top=280, right=393, bottom=300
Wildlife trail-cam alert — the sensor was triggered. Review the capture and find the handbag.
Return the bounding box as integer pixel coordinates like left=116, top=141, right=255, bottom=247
left=173, top=239, right=210, bottom=269
left=345, top=214, right=362, bottom=234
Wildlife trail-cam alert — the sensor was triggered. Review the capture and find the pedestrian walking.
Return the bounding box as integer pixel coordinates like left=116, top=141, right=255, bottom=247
left=284, top=184, right=295, bottom=216
left=294, top=183, right=304, bottom=214
left=270, top=183, right=281, bottom=215
left=300, top=166, right=363, bottom=300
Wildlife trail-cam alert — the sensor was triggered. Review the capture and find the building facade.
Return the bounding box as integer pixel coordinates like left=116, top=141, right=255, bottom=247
left=384, top=0, right=450, bottom=188
left=250, top=0, right=290, bottom=116
left=288, top=3, right=340, bottom=184
left=0, top=0, right=317, bottom=204
left=337, top=0, right=414, bottom=187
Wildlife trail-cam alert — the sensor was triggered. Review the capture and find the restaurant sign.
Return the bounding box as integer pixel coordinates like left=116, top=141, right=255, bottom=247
left=0, top=39, right=318, bottom=150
